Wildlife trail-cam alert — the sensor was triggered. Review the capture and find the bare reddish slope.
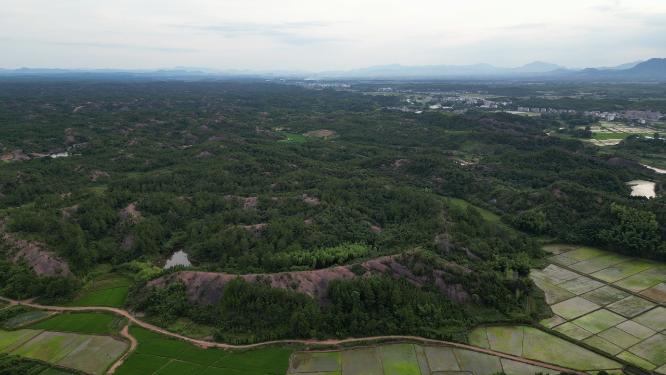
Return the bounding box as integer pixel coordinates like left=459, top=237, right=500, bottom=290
left=146, top=254, right=469, bottom=306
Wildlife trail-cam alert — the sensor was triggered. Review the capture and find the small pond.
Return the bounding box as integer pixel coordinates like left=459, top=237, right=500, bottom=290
left=640, top=163, right=666, bottom=174
left=627, top=180, right=656, bottom=198
left=49, top=152, right=69, bottom=158
left=154, top=246, right=199, bottom=269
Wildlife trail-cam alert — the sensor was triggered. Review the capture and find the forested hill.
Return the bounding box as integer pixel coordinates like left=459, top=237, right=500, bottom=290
left=0, top=81, right=664, bottom=342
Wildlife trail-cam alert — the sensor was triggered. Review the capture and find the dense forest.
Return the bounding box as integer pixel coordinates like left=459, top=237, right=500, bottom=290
left=0, top=80, right=664, bottom=342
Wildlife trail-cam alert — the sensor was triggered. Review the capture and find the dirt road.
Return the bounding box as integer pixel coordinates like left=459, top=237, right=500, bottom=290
left=3, top=297, right=585, bottom=374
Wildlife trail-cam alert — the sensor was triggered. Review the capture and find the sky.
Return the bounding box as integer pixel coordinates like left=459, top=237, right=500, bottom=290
left=1, top=0, right=665, bottom=71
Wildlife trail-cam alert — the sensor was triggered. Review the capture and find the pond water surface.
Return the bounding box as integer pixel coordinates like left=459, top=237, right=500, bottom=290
left=49, top=152, right=69, bottom=158
left=154, top=246, right=199, bottom=269
left=627, top=180, right=656, bottom=198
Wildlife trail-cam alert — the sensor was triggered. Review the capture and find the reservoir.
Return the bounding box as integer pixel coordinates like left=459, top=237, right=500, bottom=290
left=627, top=180, right=656, bottom=198
left=154, top=246, right=199, bottom=269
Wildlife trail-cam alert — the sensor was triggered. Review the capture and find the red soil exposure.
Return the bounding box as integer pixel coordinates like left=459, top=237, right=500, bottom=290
left=146, top=255, right=469, bottom=307
left=1, top=220, right=70, bottom=276
left=118, top=202, right=142, bottom=222
left=10, top=150, right=30, bottom=161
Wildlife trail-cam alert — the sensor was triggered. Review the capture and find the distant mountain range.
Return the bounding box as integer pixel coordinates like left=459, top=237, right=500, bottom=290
left=0, top=59, right=664, bottom=80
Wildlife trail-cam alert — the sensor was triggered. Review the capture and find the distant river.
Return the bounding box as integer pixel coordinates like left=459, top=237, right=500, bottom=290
left=154, top=246, right=199, bottom=269
left=627, top=180, right=656, bottom=198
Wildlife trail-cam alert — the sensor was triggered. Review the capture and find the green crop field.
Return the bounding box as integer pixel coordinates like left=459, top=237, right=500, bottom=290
left=467, top=327, right=490, bottom=349
left=500, top=358, right=556, bottom=375
left=49, top=334, right=91, bottom=363
left=176, top=347, right=228, bottom=365
left=153, top=360, right=206, bottom=375
left=200, top=368, right=273, bottom=375
left=550, top=297, right=600, bottom=320
left=571, top=309, right=626, bottom=333
left=422, top=346, right=461, bottom=371
left=633, top=307, right=666, bottom=331
left=553, top=322, right=593, bottom=340
left=115, top=353, right=170, bottom=375
left=558, top=276, right=605, bottom=295
left=129, top=326, right=158, bottom=342
left=30, top=314, right=114, bottom=334
left=291, top=351, right=341, bottom=372
left=41, top=369, right=77, bottom=375
left=87, top=278, right=133, bottom=292
left=627, top=333, right=666, bottom=366
left=617, top=351, right=656, bottom=370
left=413, top=345, right=430, bottom=375
left=522, top=327, right=622, bottom=370
left=56, top=335, right=127, bottom=375
left=530, top=277, right=575, bottom=304
left=277, top=131, right=306, bottom=142
left=591, top=259, right=655, bottom=283
left=530, top=264, right=579, bottom=285
left=452, top=348, right=502, bottom=373
left=10, top=331, right=79, bottom=361
left=213, top=347, right=293, bottom=375
left=0, top=329, right=40, bottom=352
left=583, top=335, right=623, bottom=355
left=616, top=320, right=657, bottom=340
left=339, top=347, right=384, bottom=375
left=379, top=344, right=421, bottom=375
left=5, top=311, right=50, bottom=328
left=539, top=315, right=566, bottom=329
left=569, top=253, right=632, bottom=274
left=68, top=287, right=129, bottom=308
left=597, top=327, right=641, bottom=349
left=561, top=247, right=608, bottom=262
left=607, top=296, right=657, bottom=318
left=549, top=255, right=578, bottom=266
left=581, top=286, right=630, bottom=306
left=138, top=338, right=190, bottom=358
left=485, top=326, right=523, bottom=356
left=613, top=274, right=662, bottom=292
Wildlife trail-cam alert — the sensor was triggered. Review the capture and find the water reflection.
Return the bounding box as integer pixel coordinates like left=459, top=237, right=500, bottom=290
left=50, top=152, right=69, bottom=158
left=627, top=180, right=656, bottom=199
left=154, top=246, right=199, bottom=269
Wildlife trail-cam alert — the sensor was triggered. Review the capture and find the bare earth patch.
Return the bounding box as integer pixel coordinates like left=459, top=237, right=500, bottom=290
left=118, top=202, right=142, bottom=223
left=1, top=219, right=70, bottom=276
left=224, top=196, right=259, bottom=210
left=146, top=254, right=469, bottom=307
left=91, top=170, right=110, bottom=181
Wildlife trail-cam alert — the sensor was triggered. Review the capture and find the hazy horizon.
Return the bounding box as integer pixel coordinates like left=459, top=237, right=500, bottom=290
left=2, top=0, right=666, bottom=71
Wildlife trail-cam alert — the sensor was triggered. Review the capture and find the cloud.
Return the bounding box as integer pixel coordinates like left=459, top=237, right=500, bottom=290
left=504, top=23, right=547, bottom=30
left=169, top=21, right=344, bottom=46
left=50, top=42, right=204, bottom=52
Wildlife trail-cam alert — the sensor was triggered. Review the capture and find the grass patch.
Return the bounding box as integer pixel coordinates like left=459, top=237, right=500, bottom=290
left=114, top=353, right=170, bottom=375
left=68, top=287, right=128, bottom=308
left=485, top=326, right=524, bottom=357
left=153, top=360, right=206, bottom=375
left=129, top=326, right=158, bottom=342
left=291, top=351, right=341, bottom=372
left=213, top=347, right=293, bottom=374
left=571, top=309, right=626, bottom=333
left=380, top=344, right=421, bottom=375
left=339, top=347, right=384, bottom=375
left=199, top=368, right=273, bottom=375
left=522, top=327, right=622, bottom=370
left=176, top=347, right=228, bottom=365
left=88, top=278, right=132, bottom=292
left=137, top=338, right=191, bottom=358
left=30, top=313, right=114, bottom=334
left=277, top=131, right=306, bottom=142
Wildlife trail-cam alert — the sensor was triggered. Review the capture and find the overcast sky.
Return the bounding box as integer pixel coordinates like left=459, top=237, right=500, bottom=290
left=1, top=0, right=665, bottom=71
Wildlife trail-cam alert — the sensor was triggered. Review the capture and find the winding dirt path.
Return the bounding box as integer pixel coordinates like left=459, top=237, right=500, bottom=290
left=106, top=326, right=137, bottom=373
left=3, top=298, right=586, bottom=374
